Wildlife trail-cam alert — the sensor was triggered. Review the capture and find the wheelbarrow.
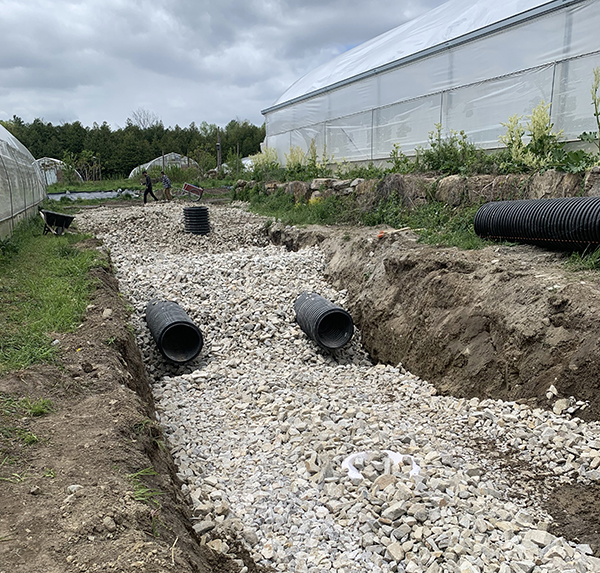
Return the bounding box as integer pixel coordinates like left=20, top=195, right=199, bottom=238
left=39, top=209, right=75, bottom=235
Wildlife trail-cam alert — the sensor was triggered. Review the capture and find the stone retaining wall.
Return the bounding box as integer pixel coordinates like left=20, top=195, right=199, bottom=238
left=235, top=167, right=600, bottom=210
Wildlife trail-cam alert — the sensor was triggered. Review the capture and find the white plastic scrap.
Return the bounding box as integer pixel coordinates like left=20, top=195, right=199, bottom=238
left=341, top=450, right=421, bottom=480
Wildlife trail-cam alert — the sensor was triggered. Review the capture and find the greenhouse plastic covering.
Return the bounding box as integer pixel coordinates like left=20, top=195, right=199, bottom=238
left=262, top=0, right=600, bottom=165
left=129, top=152, right=200, bottom=178
left=0, top=125, right=46, bottom=238
left=36, top=157, right=84, bottom=186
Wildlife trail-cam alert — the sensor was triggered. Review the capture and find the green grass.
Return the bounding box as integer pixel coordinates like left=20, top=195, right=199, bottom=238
left=47, top=178, right=135, bottom=194
left=240, top=185, right=489, bottom=250
left=235, top=188, right=358, bottom=227
left=0, top=215, right=105, bottom=374
left=566, top=247, right=600, bottom=272
left=127, top=467, right=164, bottom=506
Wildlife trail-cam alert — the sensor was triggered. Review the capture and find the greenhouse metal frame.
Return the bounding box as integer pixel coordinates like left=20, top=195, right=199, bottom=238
left=262, top=0, right=600, bottom=166
left=0, top=125, right=47, bottom=239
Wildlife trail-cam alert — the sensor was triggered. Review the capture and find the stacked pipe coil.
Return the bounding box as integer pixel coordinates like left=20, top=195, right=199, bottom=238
left=184, top=206, right=210, bottom=235
left=294, top=292, right=354, bottom=350
left=474, top=196, right=600, bottom=250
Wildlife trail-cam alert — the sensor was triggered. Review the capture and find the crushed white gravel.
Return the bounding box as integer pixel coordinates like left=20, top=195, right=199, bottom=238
left=76, top=201, right=600, bottom=573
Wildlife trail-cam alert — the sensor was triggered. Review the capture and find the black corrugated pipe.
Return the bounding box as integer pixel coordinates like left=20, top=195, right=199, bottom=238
left=184, top=206, right=210, bottom=235
left=145, top=299, right=204, bottom=363
left=474, top=196, right=600, bottom=250
left=294, top=292, right=354, bottom=350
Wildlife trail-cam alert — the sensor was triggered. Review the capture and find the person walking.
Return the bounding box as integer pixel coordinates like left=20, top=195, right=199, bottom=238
left=161, top=171, right=172, bottom=201
left=142, top=170, right=158, bottom=204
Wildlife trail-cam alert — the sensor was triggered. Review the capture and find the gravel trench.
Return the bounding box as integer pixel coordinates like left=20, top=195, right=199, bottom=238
left=77, top=202, right=600, bottom=573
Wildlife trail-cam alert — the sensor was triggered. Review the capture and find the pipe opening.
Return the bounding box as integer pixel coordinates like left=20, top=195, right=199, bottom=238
left=145, top=299, right=204, bottom=364
left=160, top=323, right=203, bottom=363
left=316, top=311, right=354, bottom=349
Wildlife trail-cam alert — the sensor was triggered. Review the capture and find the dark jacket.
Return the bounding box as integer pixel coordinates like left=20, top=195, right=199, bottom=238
left=144, top=174, right=152, bottom=191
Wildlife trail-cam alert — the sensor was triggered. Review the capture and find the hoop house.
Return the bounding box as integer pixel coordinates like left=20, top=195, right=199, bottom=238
left=262, top=0, right=600, bottom=165
left=129, top=152, right=200, bottom=179
left=0, top=125, right=46, bottom=238
left=36, top=157, right=84, bottom=186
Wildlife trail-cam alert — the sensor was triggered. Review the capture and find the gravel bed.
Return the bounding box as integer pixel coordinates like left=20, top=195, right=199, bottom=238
left=77, top=202, right=600, bottom=573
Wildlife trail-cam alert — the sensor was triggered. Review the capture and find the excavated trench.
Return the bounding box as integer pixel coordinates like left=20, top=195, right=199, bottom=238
left=267, top=222, right=600, bottom=422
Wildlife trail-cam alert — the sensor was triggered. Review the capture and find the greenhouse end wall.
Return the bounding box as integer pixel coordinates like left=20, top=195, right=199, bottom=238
left=263, top=0, right=600, bottom=166
left=0, top=125, right=47, bottom=239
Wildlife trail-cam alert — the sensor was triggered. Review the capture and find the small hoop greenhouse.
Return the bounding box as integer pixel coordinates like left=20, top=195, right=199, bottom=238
left=262, top=0, right=600, bottom=166
left=129, top=152, right=200, bottom=179
left=0, top=125, right=46, bottom=239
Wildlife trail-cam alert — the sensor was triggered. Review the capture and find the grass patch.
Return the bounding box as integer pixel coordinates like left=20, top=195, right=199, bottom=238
left=0, top=395, right=53, bottom=417
left=240, top=185, right=489, bottom=250
left=235, top=187, right=359, bottom=227
left=0, top=214, right=105, bottom=374
left=1, top=393, right=52, bottom=463
left=0, top=212, right=102, bottom=375
left=127, top=467, right=164, bottom=506
left=47, top=179, right=135, bottom=194
left=566, top=247, right=600, bottom=272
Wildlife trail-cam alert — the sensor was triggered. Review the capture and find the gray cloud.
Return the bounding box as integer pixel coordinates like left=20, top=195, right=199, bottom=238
left=0, top=0, right=447, bottom=128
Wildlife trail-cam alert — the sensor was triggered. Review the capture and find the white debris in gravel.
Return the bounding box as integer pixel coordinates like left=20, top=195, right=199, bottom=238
left=77, top=202, right=600, bottom=573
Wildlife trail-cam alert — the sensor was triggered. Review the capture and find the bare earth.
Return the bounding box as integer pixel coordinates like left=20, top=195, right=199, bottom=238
left=2, top=206, right=600, bottom=571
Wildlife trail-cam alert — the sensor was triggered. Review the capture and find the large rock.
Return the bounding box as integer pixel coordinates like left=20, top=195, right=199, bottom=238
left=528, top=169, right=582, bottom=199
left=584, top=166, right=600, bottom=196
left=358, top=173, right=436, bottom=212
left=286, top=181, right=311, bottom=202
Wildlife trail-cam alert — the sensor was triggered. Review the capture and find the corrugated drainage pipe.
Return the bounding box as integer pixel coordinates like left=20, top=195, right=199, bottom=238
left=145, top=299, right=204, bottom=363
left=294, top=292, right=354, bottom=350
left=184, top=206, right=210, bottom=235
left=474, top=196, right=600, bottom=250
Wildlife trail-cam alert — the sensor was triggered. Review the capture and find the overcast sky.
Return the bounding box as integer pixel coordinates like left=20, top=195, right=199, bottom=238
left=0, top=0, right=448, bottom=130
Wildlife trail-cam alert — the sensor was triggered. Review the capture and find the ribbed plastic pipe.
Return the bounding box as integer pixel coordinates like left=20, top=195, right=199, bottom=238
left=294, top=292, right=354, bottom=350
left=474, top=196, right=600, bottom=250
left=145, top=299, right=204, bottom=363
left=183, top=206, right=210, bottom=235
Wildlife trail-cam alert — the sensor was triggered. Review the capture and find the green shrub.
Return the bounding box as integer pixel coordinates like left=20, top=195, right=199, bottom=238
left=248, top=148, right=284, bottom=182
left=386, top=144, right=416, bottom=174
left=336, top=161, right=385, bottom=180
left=414, top=124, right=494, bottom=175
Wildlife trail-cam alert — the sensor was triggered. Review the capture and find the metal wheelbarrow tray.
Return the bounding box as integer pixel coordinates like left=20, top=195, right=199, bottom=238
left=39, top=209, right=75, bottom=235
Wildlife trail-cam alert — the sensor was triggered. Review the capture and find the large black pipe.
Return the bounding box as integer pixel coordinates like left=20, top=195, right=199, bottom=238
left=474, top=196, right=600, bottom=250
left=145, top=299, right=204, bottom=363
left=294, top=292, right=354, bottom=350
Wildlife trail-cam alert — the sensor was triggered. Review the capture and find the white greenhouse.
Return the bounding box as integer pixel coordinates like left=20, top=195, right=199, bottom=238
left=0, top=125, right=46, bottom=239
left=36, top=157, right=84, bottom=186
left=129, top=152, right=200, bottom=179
left=262, top=0, right=600, bottom=165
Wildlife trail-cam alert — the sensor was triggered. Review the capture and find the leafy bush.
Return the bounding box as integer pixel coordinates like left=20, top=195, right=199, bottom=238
left=280, top=140, right=334, bottom=181
left=335, top=160, right=385, bottom=180
left=413, top=124, right=494, bottom=175
left=579, top=67, right=600, bottom=155
left=386, top=144, right=416, bottom=174
left=247, top=148, right=285, bottom=182
left=495, top=101, right=596, bottom=173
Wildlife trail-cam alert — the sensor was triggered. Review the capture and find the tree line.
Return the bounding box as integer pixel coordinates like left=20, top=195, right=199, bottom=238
left=0, top=114, right=265, bottom=180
